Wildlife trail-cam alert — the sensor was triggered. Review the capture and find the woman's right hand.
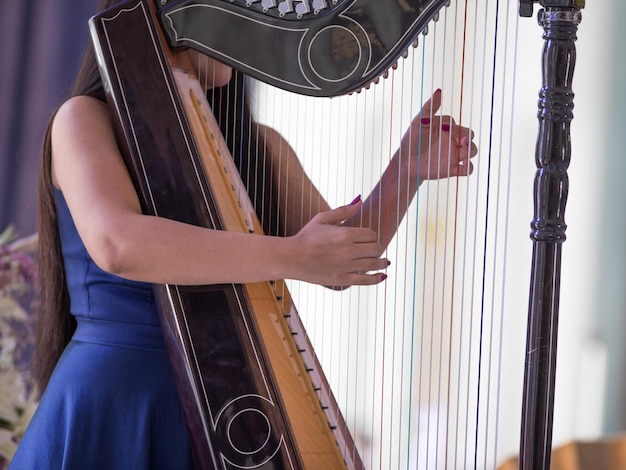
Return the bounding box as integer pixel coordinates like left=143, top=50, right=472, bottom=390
left=288, top=197, right=388, bottom=287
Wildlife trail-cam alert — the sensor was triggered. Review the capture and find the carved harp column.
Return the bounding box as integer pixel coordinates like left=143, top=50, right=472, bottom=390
left=519, top=1, right=585, bottom=469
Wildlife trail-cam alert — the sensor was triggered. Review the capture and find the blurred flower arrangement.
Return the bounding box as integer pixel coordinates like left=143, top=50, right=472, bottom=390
left=0, top=226, right=39, bottom=468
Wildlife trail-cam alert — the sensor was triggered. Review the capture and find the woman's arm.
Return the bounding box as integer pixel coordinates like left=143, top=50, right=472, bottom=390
left=51, top=96, right=387, bottom=287
left=260, top=124, right=331, bottom=237
left=261, top=89, right=478, bottom=245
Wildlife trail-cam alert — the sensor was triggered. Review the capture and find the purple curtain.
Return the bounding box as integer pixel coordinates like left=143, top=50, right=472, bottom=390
left=0, top=0, right=99, bottom=236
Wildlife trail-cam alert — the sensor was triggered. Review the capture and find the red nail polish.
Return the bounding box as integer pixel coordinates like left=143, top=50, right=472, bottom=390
left=441, top=123, right=451, bottom=132
left=420, top=117, right=430, bottom=125
left=350, top=195, right=362, bottom=205
left=381, top=274, right=388, bottom=281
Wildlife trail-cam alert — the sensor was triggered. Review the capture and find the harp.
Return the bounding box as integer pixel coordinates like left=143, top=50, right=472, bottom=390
left=89, top=0, right=585, bottom=468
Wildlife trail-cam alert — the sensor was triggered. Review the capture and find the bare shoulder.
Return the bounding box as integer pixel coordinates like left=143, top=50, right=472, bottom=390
left=50, top=95, right=121, bottom=189
left=53, top=95, right=111, bottom=134
left=51, top=95, right=116, bottom=154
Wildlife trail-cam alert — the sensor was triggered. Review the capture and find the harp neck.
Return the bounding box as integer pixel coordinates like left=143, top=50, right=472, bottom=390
left=156, top=0, right=450, bottom=95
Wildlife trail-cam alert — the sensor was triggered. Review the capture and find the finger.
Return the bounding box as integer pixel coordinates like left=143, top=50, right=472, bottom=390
left=439, top=116, right=459, bottom=134
left=349, top=256, right=390, bottom=273
left=452, top=160, right=474, bottom=177
left=356, top=241, right=386, bottom=259
left=419, top=88, right=442, bottom=123
left=462, top=161, right=474, bottom=176
left=315, top=195, right=362, bottom=226
left=343, top=271, right=388, bottom=287
left=437, top=117, right=471, bottom=137
left=457, top=139, right=478, bottom=159
left=467, top=141, right=478, bottom=157
left=454, top=126, right=474, bottom=143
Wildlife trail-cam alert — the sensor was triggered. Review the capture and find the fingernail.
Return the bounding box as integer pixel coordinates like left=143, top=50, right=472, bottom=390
left=441, top=123, right=451, bottom=132
left=350, top=195, right=362, bottom=205
left=381, top=274, right=388, bottom=281
left=420, top=117, right=430, bottom=125
left=435, top=88, right=442, bottom=95
left=387, top=260, right=391, bottom=266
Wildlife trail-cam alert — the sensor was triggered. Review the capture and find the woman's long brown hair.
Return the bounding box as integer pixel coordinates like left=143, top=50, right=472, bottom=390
left=33, top=33, right=107, bottom=395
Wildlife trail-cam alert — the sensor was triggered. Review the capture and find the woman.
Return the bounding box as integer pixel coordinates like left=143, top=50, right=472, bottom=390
left=11, top=0, right=477, bottom=467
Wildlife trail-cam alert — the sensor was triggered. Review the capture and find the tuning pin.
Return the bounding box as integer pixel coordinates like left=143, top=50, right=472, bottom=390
left=295, top=0, right=311, bottom=16
left=262, top=0, right=277, bottom=11
left=311, top=0, right=327, bottom=13
left=278, top=0, right=294, bottom=15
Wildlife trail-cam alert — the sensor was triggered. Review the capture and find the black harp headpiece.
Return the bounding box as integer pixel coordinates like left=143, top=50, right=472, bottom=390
left=156, top=0, right=447, bottom=96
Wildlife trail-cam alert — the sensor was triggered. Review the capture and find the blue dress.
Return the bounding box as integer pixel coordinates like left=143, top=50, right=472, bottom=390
left=10, top=189, right=195, bottom=469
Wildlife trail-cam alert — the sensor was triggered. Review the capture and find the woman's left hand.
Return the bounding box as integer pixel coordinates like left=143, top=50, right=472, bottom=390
left=399, top=89, right=478, bottom=183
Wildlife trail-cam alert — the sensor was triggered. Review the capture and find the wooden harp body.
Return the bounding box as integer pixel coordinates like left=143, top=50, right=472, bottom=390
left=90, top=0, right=585, bottom=468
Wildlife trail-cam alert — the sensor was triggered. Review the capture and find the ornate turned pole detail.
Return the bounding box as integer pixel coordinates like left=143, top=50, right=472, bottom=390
left=519, top=2, right=583, bottom=469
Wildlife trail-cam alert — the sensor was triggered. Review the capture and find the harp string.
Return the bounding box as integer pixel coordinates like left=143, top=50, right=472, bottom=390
left=475, top=0, right=499, bottom=465
left=490, top=6, right=520, bottom=468
left=443, top=0, right=470, bottom=467
left=485, top=1, right=520, bottom=467
left=423, top=12, right=452, bottom=469
left=456, top=0, right=481, bottom=466
left=407, top=36, right=428, bottom=469
left=392, top=54, right=412, bottom=468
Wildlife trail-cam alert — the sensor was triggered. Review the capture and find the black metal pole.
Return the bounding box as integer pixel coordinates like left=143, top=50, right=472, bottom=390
left=518, top=2, right=584, bottom=469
